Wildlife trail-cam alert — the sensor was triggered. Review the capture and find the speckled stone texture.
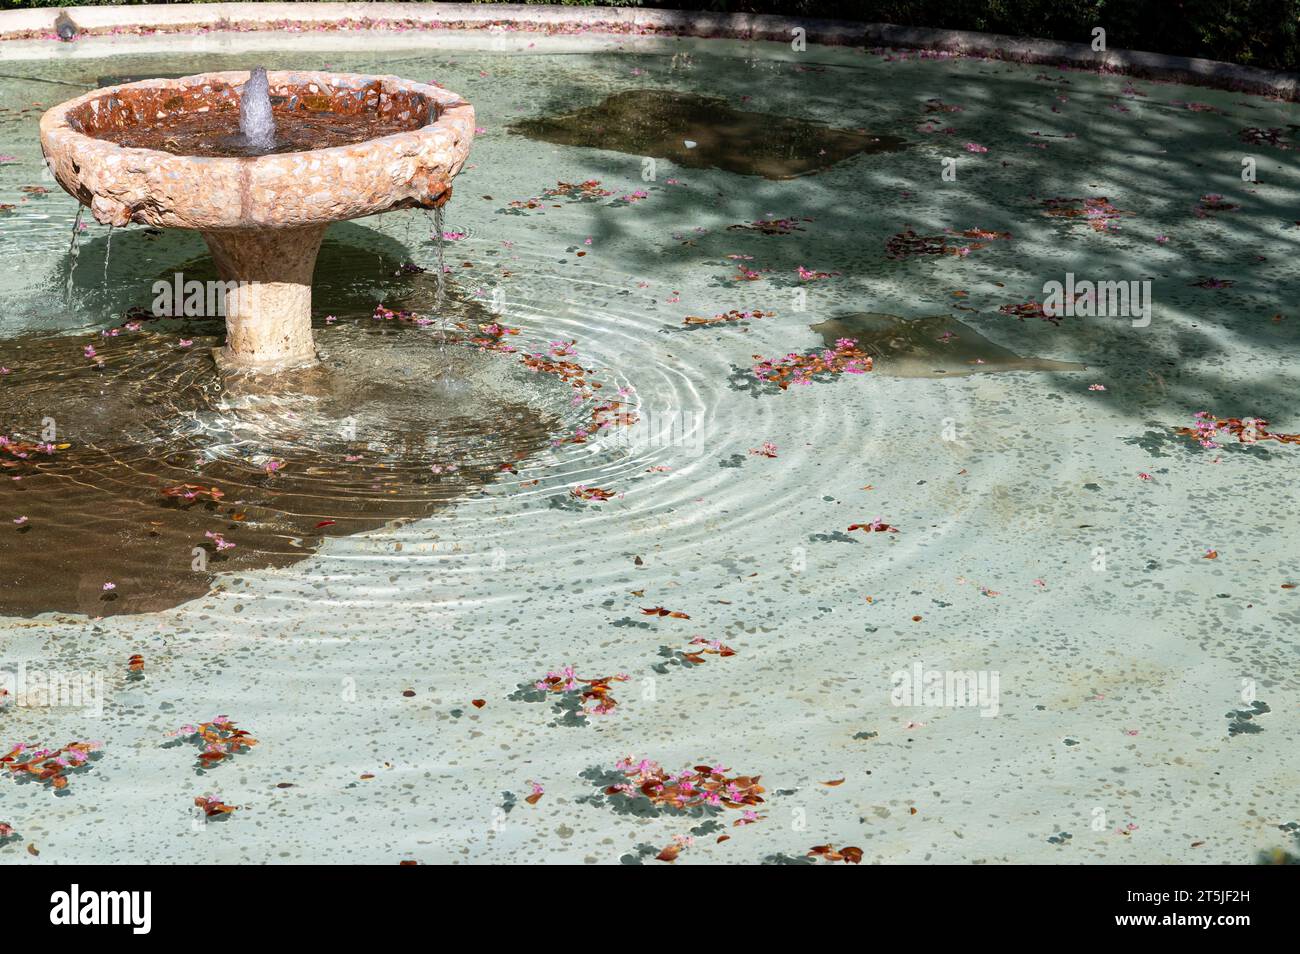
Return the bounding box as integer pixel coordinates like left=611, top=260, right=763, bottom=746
left=204, top=225, right=326, bottom=370
left=38, top=71, right=474, bottom=367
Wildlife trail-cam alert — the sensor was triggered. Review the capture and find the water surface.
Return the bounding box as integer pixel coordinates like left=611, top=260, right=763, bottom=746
left=0, top=33, right=1296, bottom=866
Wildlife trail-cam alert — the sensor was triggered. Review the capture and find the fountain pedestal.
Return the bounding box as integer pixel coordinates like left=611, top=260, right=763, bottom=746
left=202, top=226, right=326, bottom=370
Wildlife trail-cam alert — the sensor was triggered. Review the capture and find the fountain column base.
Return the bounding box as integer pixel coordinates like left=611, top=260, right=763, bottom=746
left=202, top=225, right=327, bottom=371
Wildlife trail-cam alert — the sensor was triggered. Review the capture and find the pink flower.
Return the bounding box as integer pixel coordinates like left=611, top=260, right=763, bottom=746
left=964, top=142, right=988, bottom=153
left=204, top=531, right=235, bottom=551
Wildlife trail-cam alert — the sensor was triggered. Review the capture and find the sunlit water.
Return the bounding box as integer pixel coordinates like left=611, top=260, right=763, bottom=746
left=0, top=34, right=1297, bottom=865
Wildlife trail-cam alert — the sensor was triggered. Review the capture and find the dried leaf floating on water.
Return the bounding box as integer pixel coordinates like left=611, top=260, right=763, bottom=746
left=606, top=758, right=765, bottom=814
left=571, top=485, right=617, bottom=501
left=161, top=483, right=225, bottom=503
left=1041, top=196, right=1132, bottom=233
left=998, top=297, right=1084, bottom=325
left=885, top=228, right=1010, bottom=260
left=1239, top=126, right=1290, bottom=148
left=1, top=740, right=102, bottom=790
left=641, top=607, right=691, bottom=619
left=727, top=216, right=811, bottom=235
left=1193, top=193, right=1240, bottom=217
left=1175, top=413, right=1300, bottom=448
left=847, top=521, right=899, bottom=533
left=752, top=337, right=872, bottom=390
left=169, top=716, right=257, bottom=767
left=683, top=309, right=775, bottom=326
left=508, top=179, right=614, bottom=210
left=0, top=436, right=65, bottom=469
left=530, top=667, right=630, bottom=716
left=194, top=795, right=238, bottom=817
left=681, top=637, right=735, bottom=664
left=590, top=401, right=637, bottom=431
left=656, top=842, right=683, bottom=863
left=809, top=844, right=863, bottom=863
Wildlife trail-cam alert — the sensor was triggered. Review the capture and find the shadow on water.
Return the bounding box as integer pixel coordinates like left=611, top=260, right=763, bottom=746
left=34, top=49, right=1300, bottom=430
left=9, top=50, right=1300, bottom=618
left=498, top=51, right=1300, bottom=426
left=509, top=89, right=908, bottom=180
left=62, top=220, right=434, bottom=323
left=810, top=313, right=1088, bottom=377
left=1, top=223, right=562, bottom=618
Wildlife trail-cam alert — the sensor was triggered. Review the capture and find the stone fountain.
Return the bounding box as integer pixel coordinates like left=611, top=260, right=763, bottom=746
left=39, top=70, right=474, bottom=370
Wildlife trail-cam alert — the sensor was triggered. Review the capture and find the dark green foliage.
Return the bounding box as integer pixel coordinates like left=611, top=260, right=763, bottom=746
left=4, top=1, right=1297, bottom=72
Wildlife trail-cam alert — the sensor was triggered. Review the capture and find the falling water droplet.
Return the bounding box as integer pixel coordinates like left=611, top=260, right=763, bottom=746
left=433, top=204, right=447, bottom=343
left=64, top=206, right=84, bottom=306
left=433, top=205, right=446, bottom=303
left=102, top=225, right=114, bottom=291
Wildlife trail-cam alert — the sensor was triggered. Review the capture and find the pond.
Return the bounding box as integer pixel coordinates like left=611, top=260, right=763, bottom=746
left=0, top=32, right=1296, bottom=864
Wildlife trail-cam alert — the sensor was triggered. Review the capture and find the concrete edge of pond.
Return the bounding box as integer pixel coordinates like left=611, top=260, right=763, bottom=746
left=0, top=2, right=1296, bottom=101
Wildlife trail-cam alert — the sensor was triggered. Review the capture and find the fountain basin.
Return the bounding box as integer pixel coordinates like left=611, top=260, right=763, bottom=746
left=40, top=70, right=475, bottom=369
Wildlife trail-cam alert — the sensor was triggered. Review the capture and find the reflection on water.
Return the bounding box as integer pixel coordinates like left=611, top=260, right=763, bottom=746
left=509, top=89, right=907, bottom=179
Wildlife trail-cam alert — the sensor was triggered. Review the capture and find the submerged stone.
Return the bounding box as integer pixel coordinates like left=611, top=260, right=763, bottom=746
left=509, top=89, right=906, bottom=179
left=809, top=313, right=1086, bottom=377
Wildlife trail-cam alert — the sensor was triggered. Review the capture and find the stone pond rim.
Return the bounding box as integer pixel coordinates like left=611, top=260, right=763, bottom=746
left=39, top=70, right=475, bottom=371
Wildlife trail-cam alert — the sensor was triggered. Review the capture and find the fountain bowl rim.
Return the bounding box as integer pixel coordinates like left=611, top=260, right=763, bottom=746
left=40, top=69, right=469, bottom=163
left=38, top=69, right=475, bottom=230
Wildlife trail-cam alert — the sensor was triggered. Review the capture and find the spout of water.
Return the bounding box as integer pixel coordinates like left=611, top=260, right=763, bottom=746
left=239, top=67, right=277, bottom=154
